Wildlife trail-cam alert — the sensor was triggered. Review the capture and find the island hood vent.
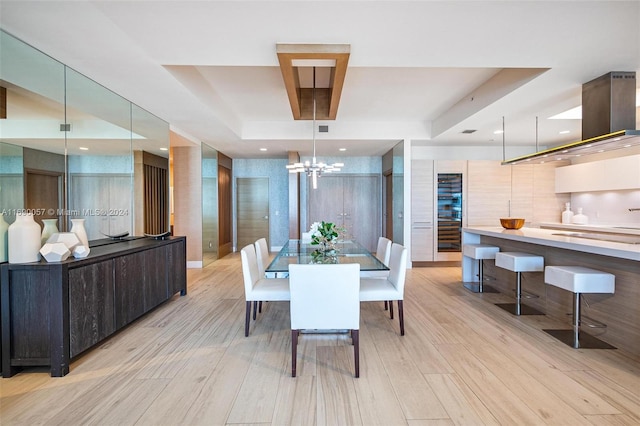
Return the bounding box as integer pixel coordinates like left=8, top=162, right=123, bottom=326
left=503, top=71, right=640, bottom=165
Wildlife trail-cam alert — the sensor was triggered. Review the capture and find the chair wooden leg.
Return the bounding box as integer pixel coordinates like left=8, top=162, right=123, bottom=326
left=245, top=301, right=251, bottom=337
left=259, top=301, right=262, bottom=313
left=352, top=329, right=360, bottom=378
left=389, top=301, right=394, bottom=319
left=291, top=330, right=299, bottom=377
left=253, top=301, right=258, bottom=320
left=398, top=300, right=405, bottom=336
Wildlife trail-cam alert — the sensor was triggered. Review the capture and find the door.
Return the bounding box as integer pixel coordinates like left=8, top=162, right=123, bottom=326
left=236, top=177, right=269, bottom=250
left=24, top=169, right=63, bottom=229
left=308, top=174, right=380, bottom=252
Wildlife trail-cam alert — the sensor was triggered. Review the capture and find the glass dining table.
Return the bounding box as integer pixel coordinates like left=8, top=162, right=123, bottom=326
left=265, top=239, right=389, bottom=273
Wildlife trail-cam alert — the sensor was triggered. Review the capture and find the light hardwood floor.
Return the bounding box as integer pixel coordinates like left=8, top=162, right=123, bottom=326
left=1, top=254, right=639, bottom=425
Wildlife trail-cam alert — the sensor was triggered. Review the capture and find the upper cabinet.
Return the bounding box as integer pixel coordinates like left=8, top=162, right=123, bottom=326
left=555, top=155, right=640, bottom=193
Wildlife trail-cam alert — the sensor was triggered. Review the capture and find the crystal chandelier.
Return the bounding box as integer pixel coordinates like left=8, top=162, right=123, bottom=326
left=286, top=67, right=343, bottom=189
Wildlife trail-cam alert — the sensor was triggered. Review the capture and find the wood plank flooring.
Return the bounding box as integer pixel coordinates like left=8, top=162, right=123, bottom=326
left=1, top=254, right=639, bottom=425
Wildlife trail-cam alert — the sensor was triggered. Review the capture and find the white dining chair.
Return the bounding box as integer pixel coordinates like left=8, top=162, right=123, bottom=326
left=360, top=243, right=408, bottom=335
left=289, top=263, right=361, bottom=378
left=240, top=244, right=290, bottom=337
left=359, top=236, right=392, bottom=279
left=255, top=237, right=270, bottom=277
left=301, top=232, right=312, bottom=243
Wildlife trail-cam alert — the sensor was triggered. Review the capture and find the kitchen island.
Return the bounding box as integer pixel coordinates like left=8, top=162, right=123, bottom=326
left=462, top=227, right=639, bottom=356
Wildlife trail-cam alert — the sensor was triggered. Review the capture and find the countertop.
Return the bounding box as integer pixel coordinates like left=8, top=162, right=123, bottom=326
left=462, top=226, right=640, bottom=261
left=538, top=222, right=640, bottom=236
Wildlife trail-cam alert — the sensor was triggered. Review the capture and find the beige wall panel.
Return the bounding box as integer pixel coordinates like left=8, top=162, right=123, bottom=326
left=173, top=146, right=202, bottom=264
left=467, top=161, right=511, bottom=226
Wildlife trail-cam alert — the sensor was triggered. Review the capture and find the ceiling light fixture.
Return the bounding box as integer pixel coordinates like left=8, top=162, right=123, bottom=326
left=286, top=67, right=343, bottom=189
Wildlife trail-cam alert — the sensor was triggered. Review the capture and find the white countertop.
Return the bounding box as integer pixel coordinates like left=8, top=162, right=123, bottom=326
left=462, top=226, right=640, bottom=261
left=538, top=222, right=640, bottom=236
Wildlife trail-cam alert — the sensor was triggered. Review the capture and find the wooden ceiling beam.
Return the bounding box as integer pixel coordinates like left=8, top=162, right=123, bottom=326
left=276, top=44, right=350, bottom=120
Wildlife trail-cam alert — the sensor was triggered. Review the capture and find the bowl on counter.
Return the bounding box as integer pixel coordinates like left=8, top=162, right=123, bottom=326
left=500, top=218, right=525, bottom=229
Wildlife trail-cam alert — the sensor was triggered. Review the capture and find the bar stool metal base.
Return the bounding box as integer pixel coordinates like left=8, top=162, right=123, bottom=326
left=543, top=329, right=616, bottom=349
left=463, top=258, right=499, bottom=293
left=463, top=282, right=499, bottom=293
left=495, top=303, right=545, bottom=316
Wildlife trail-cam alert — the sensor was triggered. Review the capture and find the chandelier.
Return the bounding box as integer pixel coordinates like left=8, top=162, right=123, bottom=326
left=286, top=67, right=343, bottom=189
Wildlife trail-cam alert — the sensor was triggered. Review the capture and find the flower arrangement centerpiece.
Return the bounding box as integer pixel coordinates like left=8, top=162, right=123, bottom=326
left=309, top=221, right=344, bottom=254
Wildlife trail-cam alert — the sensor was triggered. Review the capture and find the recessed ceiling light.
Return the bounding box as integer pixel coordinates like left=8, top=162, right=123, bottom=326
left=260, top=148, right=267, bottom=151
left=339, top=148, right=346, bottom=151
left=562, top=150, right=569, bottom=153
left=79, top=147, right=88, bottom=151
left=624, top=144, right=632, bottom=148
left=160, top=147, right=168, bottom=151
left=493, top=130, right=504, bottom=134
left=597, top=150, right=604, bottom=153
left=559, top=130, right=570, bottom=134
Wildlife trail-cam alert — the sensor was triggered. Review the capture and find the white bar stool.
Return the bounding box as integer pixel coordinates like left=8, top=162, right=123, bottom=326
left=543, top=266, right=615, bottom=349
left=495, top=252, right=544, bottom=315
left=462, top=244, right=500, bottom=293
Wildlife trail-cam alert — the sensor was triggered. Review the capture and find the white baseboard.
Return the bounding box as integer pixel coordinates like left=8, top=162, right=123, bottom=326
left=187, top=261, right=203, bottom=269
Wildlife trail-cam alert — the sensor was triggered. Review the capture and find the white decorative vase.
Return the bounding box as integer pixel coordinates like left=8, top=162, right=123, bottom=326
left=41, top=218, right=59, bottom=246
left=8, top=211, right=42, bottom=263
left=572, top=207, right=588, bottom=225
left=70, top=218, right=89, bottom=248
left=0, top=213, right=9, bottom=263
left=561, top=202, right=573, bottom=224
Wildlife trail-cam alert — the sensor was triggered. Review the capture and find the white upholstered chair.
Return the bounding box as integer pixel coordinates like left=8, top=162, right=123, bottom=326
left=359, top=236, right=392, bottom=279
left=255, top=237, right=270, bottom=277
left=240, top=244, right=290, bottom=337
left=360, top=243, right=408, bottom=335
left=289, top=263, right=361, bottom=378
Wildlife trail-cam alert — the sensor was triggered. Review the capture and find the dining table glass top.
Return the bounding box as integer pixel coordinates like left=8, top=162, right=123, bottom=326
left=265, top=239, right=390, bottom=273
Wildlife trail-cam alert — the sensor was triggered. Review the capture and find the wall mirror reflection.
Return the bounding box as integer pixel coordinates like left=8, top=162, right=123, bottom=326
left=202, top=143, right=219, bottom=266
left=0, top=30, right=169, bottom=249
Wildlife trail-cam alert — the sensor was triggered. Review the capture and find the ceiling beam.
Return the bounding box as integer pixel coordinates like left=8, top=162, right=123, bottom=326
left=277, top=43, right=350, bottom=120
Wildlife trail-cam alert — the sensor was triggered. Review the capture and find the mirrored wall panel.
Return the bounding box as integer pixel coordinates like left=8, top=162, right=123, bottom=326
left=202, top=142, right=218, bottom=265
left=0, top=30, right=169, bottom=246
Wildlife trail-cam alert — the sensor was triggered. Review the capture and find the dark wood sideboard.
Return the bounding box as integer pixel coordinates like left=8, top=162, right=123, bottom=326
left=1, top=236, right=186, bottom=378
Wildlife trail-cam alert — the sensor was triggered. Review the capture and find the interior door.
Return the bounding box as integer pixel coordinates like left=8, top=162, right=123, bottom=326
left=344, top=175, right=379, bottom=251
left=236, top=177, right=269, bottom=251
left=308, top=174, right=380, bottom=252
left=308, top=175, right=344, bottom=227
left=24, top=169, right=63, bottom=229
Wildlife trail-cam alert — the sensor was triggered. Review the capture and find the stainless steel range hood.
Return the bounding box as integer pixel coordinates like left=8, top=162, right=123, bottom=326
left=503, top=71, right=639, bottom=165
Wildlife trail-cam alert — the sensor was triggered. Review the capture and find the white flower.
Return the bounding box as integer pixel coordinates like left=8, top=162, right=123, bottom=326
left=309, top=222, right=320, bottom=236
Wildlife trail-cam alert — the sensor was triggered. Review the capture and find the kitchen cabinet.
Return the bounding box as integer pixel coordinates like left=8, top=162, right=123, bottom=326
left=466, top=161, right=511, bottom=225
left=411, top=160, right=434, bottom=262
left=555, top=154, right=640, bottom=193
left=466, top=161, right=559, bottom=225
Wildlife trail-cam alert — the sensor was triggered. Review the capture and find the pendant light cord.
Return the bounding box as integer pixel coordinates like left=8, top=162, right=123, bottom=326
left=312, top=67, right=317, bottom=163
